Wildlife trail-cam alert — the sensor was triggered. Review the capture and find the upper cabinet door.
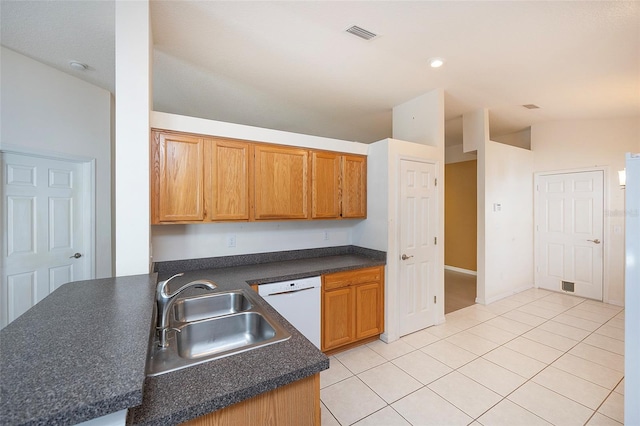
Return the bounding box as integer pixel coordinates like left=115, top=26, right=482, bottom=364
left=311, top=151, right=341, bottom=219
left=151, top=131, right=205, bottom=223
left=254, top=145, right=309, bottom=220
left=208, top=139, right=251, bottom=221
left=341, top=155, right=367, bottom=218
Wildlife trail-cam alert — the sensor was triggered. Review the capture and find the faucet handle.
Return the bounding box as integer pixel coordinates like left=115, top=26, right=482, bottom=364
left=164, top=272, right=184, bottom=284
left=157, top=272, right=185, bottom=292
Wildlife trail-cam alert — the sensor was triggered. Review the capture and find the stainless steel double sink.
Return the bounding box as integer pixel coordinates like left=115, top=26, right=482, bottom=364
left=147, top=289, right=291, bottom=376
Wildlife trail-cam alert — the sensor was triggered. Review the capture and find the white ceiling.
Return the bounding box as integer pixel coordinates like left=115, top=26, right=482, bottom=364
left=2, top=1, right=639, bottom=145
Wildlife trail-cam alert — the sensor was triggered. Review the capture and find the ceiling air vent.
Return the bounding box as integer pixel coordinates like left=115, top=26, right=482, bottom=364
left=346, top=25, right=377, bottom=41
left=522, top=104, right=541, bottom=109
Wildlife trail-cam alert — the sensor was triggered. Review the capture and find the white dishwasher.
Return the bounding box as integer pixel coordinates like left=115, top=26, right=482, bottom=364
left=258, top=276, right=321, bottom=349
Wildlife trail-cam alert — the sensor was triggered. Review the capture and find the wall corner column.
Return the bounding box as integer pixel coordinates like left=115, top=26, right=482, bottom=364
left=115, top=0, right=151, bottom=276
left=463, top=108, right=489, bottom=304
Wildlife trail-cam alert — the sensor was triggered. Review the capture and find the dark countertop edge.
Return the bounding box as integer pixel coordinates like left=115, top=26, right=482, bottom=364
left=153, top=245, right=386, bottom=277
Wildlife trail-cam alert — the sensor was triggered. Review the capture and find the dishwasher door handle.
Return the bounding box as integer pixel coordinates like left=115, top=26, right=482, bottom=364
left=265, top=286, right=317, bottom=297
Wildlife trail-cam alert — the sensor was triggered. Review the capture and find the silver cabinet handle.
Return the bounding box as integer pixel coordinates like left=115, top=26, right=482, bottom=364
left=69, top=253, right=83, bottom=259
left=587, top=239, right=601, bottom=244
left=401, top=254, right=414, bottom=260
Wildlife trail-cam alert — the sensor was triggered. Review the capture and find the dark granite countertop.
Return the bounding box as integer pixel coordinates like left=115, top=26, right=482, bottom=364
left=0, top=246, right=385, bottom=426
left=0, top=274, right=157, bottom=426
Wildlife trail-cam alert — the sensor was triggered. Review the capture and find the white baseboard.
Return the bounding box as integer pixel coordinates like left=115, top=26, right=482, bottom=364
left=478, top=284, right=534, bottom=305
left=444, top=265, right=477, bottom=276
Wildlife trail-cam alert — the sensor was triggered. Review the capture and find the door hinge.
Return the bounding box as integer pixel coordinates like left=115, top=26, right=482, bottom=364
left=434, top=296, right=437, bottom=304
left=434, top=237, right=437, bottom=245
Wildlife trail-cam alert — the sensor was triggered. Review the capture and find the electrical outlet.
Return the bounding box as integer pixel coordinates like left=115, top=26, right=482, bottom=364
left=227, top=234, right=236, bottom=248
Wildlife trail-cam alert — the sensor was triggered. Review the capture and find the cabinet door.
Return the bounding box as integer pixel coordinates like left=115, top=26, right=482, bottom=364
left=355, top=282, right=383, bottom=339
left=254, top=145, right=309, bottom=219
left=208, top=139, right=251, bottom=220
left=311, top=151, right=341, bottom=219
left=151, top=131, right=205, bottom=223
left=322, top=287, right=354, bottom=351
left=341, top=155, right=367, bottom=218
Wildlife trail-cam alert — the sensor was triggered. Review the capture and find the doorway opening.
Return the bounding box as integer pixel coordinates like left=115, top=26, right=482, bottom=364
left=444, top=269, right=476, bottom=314
left=444, top=158, right=477, bottom=314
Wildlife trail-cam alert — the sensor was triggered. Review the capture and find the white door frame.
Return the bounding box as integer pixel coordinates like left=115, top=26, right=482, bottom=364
left=1, top=146, right=96, bottom=293
left=534, top=166, right=608, bottom=302
left=385, top=154, right=443, bottom=342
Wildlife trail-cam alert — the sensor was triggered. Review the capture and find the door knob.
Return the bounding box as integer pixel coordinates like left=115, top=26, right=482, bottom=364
left=401, top=254, right=413, bottom=260
left=69, top=252, right=83, bottom=259
left=587, top=239, right=601, bottom=244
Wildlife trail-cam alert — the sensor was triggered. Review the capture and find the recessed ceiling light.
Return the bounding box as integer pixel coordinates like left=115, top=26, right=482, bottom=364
left=69, top=61, right=88, bottom=71
left=429, top=57, right=445, bottom=68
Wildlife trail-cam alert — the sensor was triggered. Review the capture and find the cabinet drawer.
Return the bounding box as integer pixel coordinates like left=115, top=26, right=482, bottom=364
left=323, top=266, right=382, bottom=290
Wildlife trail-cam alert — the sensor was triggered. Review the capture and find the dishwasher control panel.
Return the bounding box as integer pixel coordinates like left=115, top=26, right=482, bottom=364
left=258, top=276, right=321, bottom=296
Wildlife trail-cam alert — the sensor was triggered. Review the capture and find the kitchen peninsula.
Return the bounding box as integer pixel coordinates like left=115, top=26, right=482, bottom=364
left=0, top=245, right=385, bottom=425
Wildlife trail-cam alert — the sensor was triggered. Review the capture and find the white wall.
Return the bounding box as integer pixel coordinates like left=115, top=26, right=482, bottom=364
left=152, top=112, right=368, bottom=155
left=393, top=91, right=444, bottom=148
left=532, top=117, right=640, bottom=305
left=352, top=140, right=389, bottom=252
left=480, top=141, right=534, bottom=304
left=492, top=128, right=531, bottom=150
left=445, top=143, right=477, bottom=164
left=114, top=1, right=151, bottom=276
left=150, top=112, right=369, bottom=262
left=152, top=221, right=356, bottom=261
left=0, top=47, right=113, bottom=278
left=463, top=109, right=489, bottom=153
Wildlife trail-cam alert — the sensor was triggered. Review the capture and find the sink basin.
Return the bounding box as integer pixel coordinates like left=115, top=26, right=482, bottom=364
left=173, top=290, right=252, bottom=322
left=147, top=289, right=291, bottom=376
left=176, top=312, right=277, bottom=359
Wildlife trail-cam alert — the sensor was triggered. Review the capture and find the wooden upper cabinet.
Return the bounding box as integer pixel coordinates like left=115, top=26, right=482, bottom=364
left=150, top=129, right=366, bottom=224
left=151, top=131, right=205, bottom=223
left=311, top=151, right=341, bottom=219
left=207, top=139, right=251, bottom=221
left=254, top=145, right=309, bottom=220
left=341, top=155, right=367, bottom=218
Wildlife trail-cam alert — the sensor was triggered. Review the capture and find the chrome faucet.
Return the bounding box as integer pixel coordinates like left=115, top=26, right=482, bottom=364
left=155, top=272, right=217, bottom=348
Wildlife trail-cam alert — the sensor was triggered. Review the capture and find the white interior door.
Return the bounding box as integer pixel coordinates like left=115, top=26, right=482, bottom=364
left=399, top=159, right=438, bottom=336
left=1, top=152, right=90, bottom=327
left=536, top=170, right=604, bottom=300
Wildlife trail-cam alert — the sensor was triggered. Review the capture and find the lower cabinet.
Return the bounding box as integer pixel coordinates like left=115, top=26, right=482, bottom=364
left=321, top=266, right=384, bottom=353
left=181, top=374, right=320, bottom=426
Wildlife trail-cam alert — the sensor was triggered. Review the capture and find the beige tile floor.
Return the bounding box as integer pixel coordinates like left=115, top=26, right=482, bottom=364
left=320, top=288, right=625, bottom=426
